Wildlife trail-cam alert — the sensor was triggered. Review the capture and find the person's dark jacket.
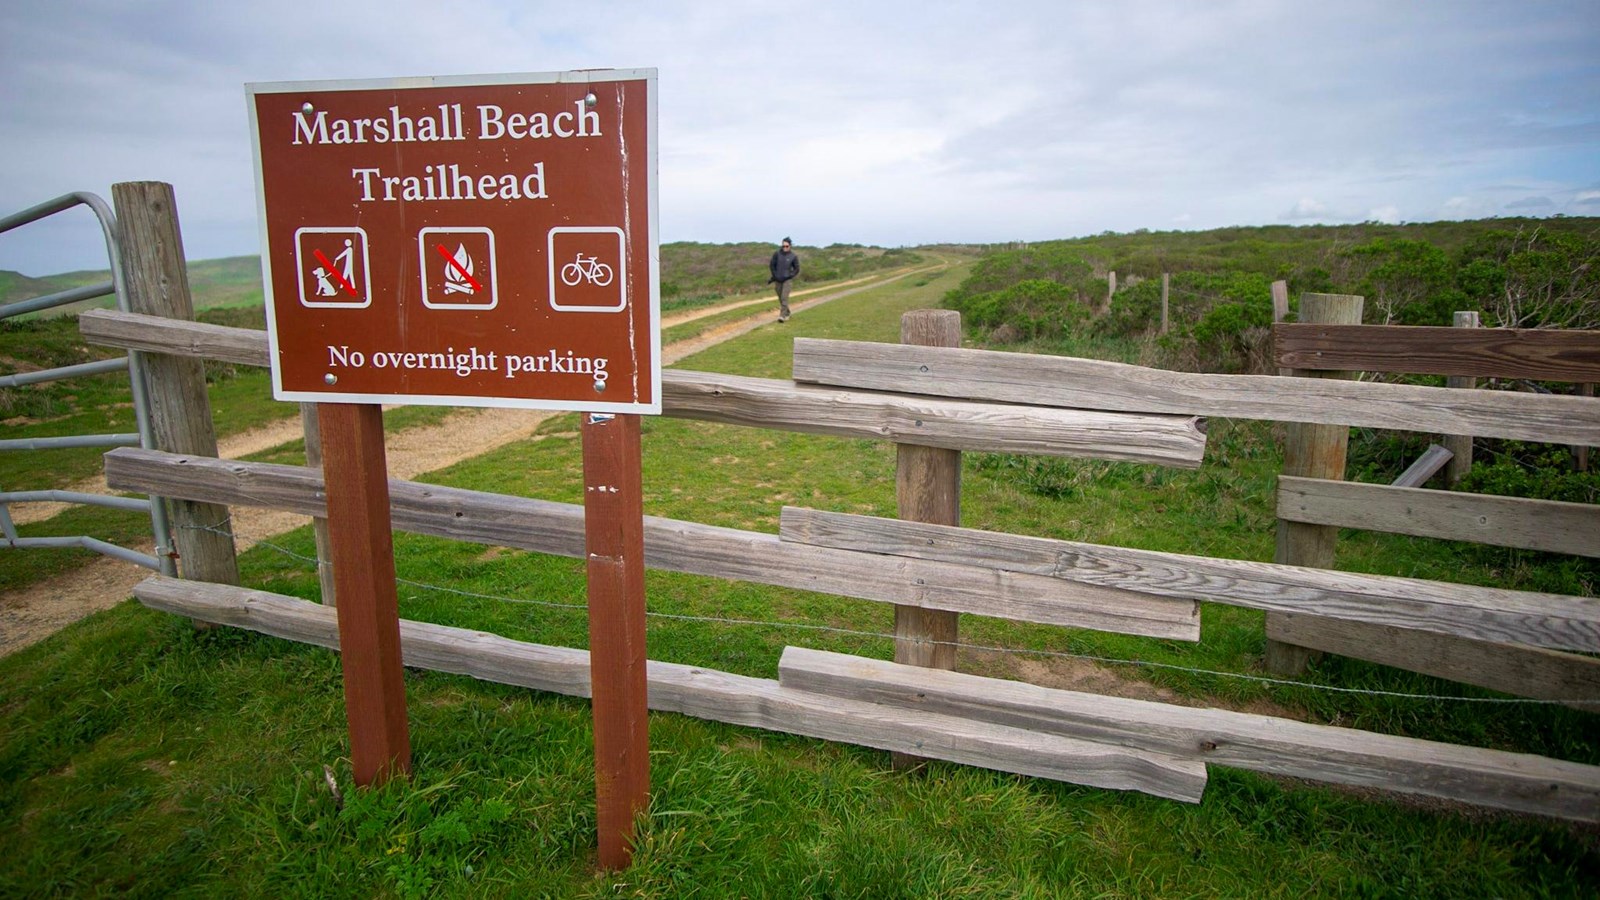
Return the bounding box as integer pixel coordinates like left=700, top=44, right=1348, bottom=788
left=769, top=248, right=800, bottom=283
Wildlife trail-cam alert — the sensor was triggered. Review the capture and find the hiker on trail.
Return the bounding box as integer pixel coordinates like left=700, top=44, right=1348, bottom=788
left=768, top=237, right=800, bottom=322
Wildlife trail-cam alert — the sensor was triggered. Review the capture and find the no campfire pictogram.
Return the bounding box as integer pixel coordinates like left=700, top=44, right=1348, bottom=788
left=294, top=227, right=371, bottom=308
left=418, top=227, right=498, bottom=309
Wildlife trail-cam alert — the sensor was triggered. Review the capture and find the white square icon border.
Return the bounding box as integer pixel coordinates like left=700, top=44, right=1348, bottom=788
left=295, top=226, right=371, bottom=309
left=419, top=227, right=499, bottom=310
left=548, top=226, right=626, bottom=312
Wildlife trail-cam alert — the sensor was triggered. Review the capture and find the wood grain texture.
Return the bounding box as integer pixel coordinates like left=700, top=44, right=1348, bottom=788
left=895, top=310, right=963, bottom=674
left=662, top=369, right=1207, bottom=466
left=298, top=403, right=337, bottom=606
left=1278, top=475, right=1600, bottom=558
left=75, top=311, right=1207, bottom=468
left=791, top=338, right=1600, bottom=445
left=1273, top=322, right=1600, bottom=381
left=103, top=449, right=1200, bottom=640
left=777, top=507, right=1600, bottom=656
left=777, top=647, right=1600, bottom=822
left=580, top=413, right=650, bottom=869
left=318, top=403, right=411, bottom=785
left=1444, top=311, right=1480, bottom=487
left=1269, top=613, right=1600, bottom=710
left=111, top=183, right=239, bottom=589
left=78, top=309, right=271, bottom=367
left=130, top=577, right=1207, bottom=803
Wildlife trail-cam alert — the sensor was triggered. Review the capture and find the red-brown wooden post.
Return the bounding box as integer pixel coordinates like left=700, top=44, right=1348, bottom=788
left=319, top=402, right=411, bottom=786
left=581, top=412, right=650, bottom=870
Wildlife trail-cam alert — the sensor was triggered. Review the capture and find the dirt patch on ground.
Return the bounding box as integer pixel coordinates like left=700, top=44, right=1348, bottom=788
left=957, top=645, right=1307, bottom=721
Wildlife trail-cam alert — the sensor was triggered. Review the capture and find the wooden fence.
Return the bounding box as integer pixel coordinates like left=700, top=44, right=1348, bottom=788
left=1267, top=311, right=1600, bottom=695
left=77, top=296, right=1600, bottom=823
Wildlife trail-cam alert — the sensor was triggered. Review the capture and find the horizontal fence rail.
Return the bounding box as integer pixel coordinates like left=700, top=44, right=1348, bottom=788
left=78, top=310, right=1209, bottom=466
left=1273, top=323, right=1600, bottom=381
left=128, top=576, right=1600, bottom=822
left=791, top=338, right=1600, bottom=446
left=103, top=449, right=1202, bottom=640
left=102, top=447, right=1600, bottom=660
left=777, top=647, right=1600, bottom=821
left=777, top=508, right=1600, bottom=656
left=132, top=576, right=1208, bottom=803
left=1277, top=475, right=1600, bottom=558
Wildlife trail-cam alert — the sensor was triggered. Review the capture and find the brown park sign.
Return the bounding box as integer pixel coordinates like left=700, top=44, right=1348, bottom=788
left=247, top=70, right=660, bottom=414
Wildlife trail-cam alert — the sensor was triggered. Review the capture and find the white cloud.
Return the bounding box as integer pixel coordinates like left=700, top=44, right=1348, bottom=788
left=1284, top=198, right=1330, bottom=220
left=1368, top=205, right=1402, bottom=224
left=2, top=1, right=1597, bottom=274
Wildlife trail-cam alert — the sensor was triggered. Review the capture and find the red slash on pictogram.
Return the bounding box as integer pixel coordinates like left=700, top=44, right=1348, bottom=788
left=313, top=248, right=361, bottom=298
left=435, top=243, right=484, bottom=292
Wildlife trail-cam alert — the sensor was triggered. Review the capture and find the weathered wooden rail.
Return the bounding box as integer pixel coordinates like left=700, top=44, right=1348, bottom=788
left=127, top=576, right=1600, bottom=820
left=81, top=300, right=1600, bottom=822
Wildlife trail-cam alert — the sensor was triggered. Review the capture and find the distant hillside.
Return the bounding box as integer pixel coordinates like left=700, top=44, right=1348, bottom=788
left=1019, top=216, right=1600, bottom=289
left=945, top=215, right=1600, bottom=373
left=1, top=242, right=922, bottom=317
left=0, top=256, right=264, bottom=317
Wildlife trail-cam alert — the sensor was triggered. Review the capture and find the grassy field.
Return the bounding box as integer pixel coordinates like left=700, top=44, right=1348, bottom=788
left=2, top=259, right=1597, bottom=896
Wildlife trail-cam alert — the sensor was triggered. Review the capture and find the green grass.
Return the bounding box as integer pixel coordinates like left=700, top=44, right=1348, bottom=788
left=3, top=255, right=1599, bottom=895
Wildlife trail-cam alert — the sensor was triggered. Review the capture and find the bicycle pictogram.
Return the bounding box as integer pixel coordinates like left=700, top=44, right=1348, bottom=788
left=560, top=253, right=614, bottom=287
left=548, top=226, right=626, bottom=312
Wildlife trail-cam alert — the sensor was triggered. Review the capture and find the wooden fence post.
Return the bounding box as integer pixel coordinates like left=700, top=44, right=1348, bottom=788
left=1580, top=383, right=1595, bottom=473
left=893, top=310, right=962, bottom=768
left=1160, top=273, right=1170, bottom=335
left=300, top=403, right=337, bottom=606
left=1107, top=271, right=1117, bottom=308
left=1264, top=292, right=1364, bottom=676
left=112, top=182, right=239, bottom=598
left=1270, top=280, right=1290, bottom=376
left=1444, top=311, right=1479, bottom=487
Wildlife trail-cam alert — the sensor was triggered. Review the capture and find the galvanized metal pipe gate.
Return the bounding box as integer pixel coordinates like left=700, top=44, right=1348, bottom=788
left=0, top=191, right=175, bottom=575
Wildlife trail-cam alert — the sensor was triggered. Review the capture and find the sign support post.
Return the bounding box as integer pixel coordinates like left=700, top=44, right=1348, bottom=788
left=581, top=412, right=650, bottom=869
left=320, top=402, right=412, bottom=785
left=249, top=68, right=659, bottom=861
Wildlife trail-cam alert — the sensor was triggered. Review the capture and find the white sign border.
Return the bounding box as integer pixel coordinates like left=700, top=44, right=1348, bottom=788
left=246, top=68, right=662, bottom=416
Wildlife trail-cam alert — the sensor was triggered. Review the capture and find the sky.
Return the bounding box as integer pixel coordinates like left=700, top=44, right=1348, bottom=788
left=1, top=0, right=1597, bottom=276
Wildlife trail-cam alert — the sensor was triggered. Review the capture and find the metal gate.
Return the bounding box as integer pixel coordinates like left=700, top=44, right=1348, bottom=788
left=0, top=192, right=176, bottom=575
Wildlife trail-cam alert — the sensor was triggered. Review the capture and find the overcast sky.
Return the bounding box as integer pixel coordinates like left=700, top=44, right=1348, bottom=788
left=2, top=0, right=1596, bottom=276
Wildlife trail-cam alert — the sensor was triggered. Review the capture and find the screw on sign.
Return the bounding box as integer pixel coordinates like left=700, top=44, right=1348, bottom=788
left=249, top=69, right=660, bottom=871
left=250, top=70, right=659, bottom=414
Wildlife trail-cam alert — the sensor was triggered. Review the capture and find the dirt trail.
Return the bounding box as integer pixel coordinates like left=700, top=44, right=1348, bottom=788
left=1, top=268, right=928, bottom=656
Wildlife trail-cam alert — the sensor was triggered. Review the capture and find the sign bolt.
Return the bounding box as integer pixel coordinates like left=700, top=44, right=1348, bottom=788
left=594, top=378, right=607, bottom=393
left=324, top=373, right=338, bottom=385
left=584, top=92, right=597, bottom=108
left=301, top=101, right=315, bottom=114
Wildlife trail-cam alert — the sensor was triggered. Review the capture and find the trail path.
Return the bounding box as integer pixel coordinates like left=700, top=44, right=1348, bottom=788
left=1, top=268, right=928, bottom=656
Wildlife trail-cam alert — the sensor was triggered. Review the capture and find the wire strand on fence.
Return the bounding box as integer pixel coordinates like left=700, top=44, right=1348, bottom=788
left=180, top=520, right=1600, bottom=708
